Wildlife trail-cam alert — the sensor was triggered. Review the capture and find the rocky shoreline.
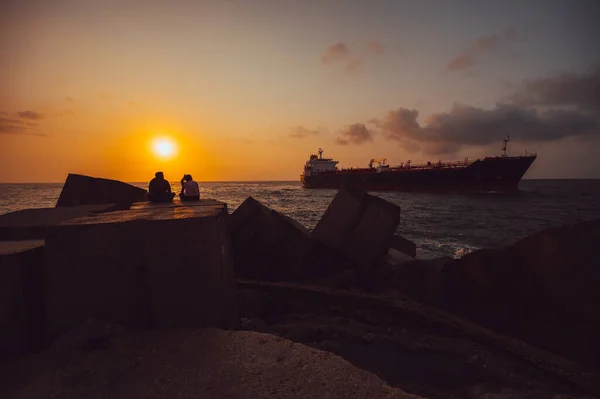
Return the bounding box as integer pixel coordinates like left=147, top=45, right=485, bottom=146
left=1, top=173, right=599, bottom=398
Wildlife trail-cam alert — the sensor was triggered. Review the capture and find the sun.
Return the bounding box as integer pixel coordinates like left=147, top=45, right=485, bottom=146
left=151, top=137, right=177, bottom=159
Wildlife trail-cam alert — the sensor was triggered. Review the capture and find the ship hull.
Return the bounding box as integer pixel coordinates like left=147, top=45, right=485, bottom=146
left=301, top=156, right=536, bottom=194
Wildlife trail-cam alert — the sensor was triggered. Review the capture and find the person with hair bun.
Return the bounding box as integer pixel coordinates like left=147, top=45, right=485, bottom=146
left=179, top=174, right=200, bottom=201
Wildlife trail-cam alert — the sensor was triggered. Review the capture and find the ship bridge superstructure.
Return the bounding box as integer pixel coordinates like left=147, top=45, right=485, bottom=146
left=303, top=148, right=339, bottom=176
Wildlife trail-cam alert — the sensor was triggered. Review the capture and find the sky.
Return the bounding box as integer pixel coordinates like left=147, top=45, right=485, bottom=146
left=1, top=0, right=599, bottom=182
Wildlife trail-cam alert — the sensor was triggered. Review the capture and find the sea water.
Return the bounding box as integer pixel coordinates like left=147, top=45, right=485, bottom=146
left=1, top=179, right=599, bottom=259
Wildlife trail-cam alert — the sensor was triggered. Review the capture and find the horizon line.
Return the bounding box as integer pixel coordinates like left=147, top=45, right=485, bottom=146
left=1, top=177, right=600, bottom=184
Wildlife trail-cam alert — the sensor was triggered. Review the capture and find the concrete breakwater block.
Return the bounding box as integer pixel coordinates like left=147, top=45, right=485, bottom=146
left=312, top=185, right=401, bottom=271
left=391, top=234, right=417, bottom=258
left=0, top=240, right=46, bottom=357
left=443, top=218, right=600, bottom=370
left=55, top=173, right=148, bottom=207
left=44, top=200, right=239, bottom=338
left=229, top=196, right=313, bottom=281
left=0, top=204, right=119, bottom=241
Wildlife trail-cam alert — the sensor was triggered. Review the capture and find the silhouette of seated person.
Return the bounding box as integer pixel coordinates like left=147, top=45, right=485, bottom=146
left=179, top=174, right=200, bottom=201
left=147, top=171, right=176, bottom=202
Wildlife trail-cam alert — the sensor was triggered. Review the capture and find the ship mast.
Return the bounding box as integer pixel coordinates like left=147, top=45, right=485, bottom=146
left=501, top=135, right=510, bottom=157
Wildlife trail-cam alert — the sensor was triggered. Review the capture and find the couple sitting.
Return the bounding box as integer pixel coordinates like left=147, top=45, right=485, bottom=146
left=147, top=171, right=200, bottom=202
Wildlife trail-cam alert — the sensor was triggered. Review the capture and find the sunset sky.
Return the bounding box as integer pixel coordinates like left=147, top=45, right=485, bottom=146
left=1, top=0, right=599, bottom=182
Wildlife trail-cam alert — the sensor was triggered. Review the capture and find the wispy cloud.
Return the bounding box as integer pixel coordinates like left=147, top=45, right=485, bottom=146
left=367, top=40, right=385, bottom=54
left=336, top=123, right=374, bottom=145
left=0, top=111, right=46, bottom=136
left=321, top=42, right=351, bottom=65
left=17, top=110, right=44, bottom=120
left=289, top=125, right=319, bottom=139
left=446, top=27, right=520, bottom=72
left=321, top=39, right=387, bottom=75
left=345, top=58, right=363, bottom=75
left=366, top=40, right=385, bottom=55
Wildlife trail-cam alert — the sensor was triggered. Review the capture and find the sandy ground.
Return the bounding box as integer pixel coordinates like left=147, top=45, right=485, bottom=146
left=0, top=328, right=421, bottom=399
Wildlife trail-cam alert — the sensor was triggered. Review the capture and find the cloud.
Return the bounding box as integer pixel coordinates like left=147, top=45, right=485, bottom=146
left=372, top=103, right=598, bottom=154
left=318, top=67, right=600, bottom=155
left=336, top=123, right=374, bottom=145
left=511, top=67, right=600, bottom=111
left=345, top=58, right=363, bottom=75
left=17, top=110, right=44, bottom=120
left=321, top=40, right=388, bottom=75
left=65, top=97, right=75, bottom=102
left=446, top=27, right=519, bottom=72
left=321, top=42, right=350, bottom=65
left=290, top=125, right=319, bottom=139
left=0, top=110, right=46, bottom=136
left=366, top=40, right=385, bottom=55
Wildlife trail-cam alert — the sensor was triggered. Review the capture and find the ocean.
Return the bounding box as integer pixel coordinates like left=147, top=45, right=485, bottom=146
left=1, top=180, right=599, bottom=259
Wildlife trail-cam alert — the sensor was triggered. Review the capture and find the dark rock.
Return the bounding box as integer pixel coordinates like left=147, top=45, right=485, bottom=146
left=0, top=240, right=46, bottom=357
left=238, top=289, right=265, bottom=317
left=394, top=257, right=453, bottom=304
left=361, top=255, right=453, bottom=298
left=55, top=173, right=147, bottom=208
left=313, top=185, right=401, bottom=272
left=302, top=240, right=350, bottom=279
left=44, top=200, right=239, bottom=339
left=385, top=248, right=416, bottom=267
left=230, top=196, right=313, bottom=281
left=0, top=204, right=119, bottom=241
left=443, top=218, right=600, bottom=369
left=312, top=270, right=357, bottom=290
left=391, top=234, right=417, bottom=258
left=50, top=318, right=128, bottom=353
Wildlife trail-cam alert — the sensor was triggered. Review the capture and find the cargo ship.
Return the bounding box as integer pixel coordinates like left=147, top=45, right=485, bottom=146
left=300, top=137, right=537, bottom=193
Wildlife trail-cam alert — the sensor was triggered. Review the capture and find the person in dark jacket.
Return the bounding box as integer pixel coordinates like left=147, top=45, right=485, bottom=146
left=147, top=171, right=175, bottom=202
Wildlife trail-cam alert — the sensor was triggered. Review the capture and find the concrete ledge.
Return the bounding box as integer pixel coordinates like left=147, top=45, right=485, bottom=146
left=0, top=204, right=119, bottom=241
left=45, top=200, right=238, bottom=337
left=0, top=240, right=46, bottom=357
left=129, top=198, right=225, bottom=211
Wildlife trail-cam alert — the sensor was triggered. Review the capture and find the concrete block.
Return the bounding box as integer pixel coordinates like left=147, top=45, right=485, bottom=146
left=312, top=185, right=367, bottom=251
left=443, top=218, right=600, bottom=369
left=342, top=195, right=401, bottom=270
left=391, top=234, right=417, bottom=258
left=44, top=200, right=238, bottom=338
left=0, top=240, right=45, bottom=357
left=386, top=248, right=415, bottom=266
left=228, top=196, right=261, bottom=234
left=55, top=173, right=147, bottom=207
left=230, top=197, right=313, bottom=281
left=0, top=204, right=119, bottom=241
left=313, top=186, right=401, bottom=271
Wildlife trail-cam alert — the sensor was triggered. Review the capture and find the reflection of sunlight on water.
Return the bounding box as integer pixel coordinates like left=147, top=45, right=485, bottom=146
left=454, top=247, right=474, bottom=258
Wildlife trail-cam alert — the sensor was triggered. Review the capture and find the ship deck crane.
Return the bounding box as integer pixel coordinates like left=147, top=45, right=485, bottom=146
left=369, top=158, right=387, bottom=168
